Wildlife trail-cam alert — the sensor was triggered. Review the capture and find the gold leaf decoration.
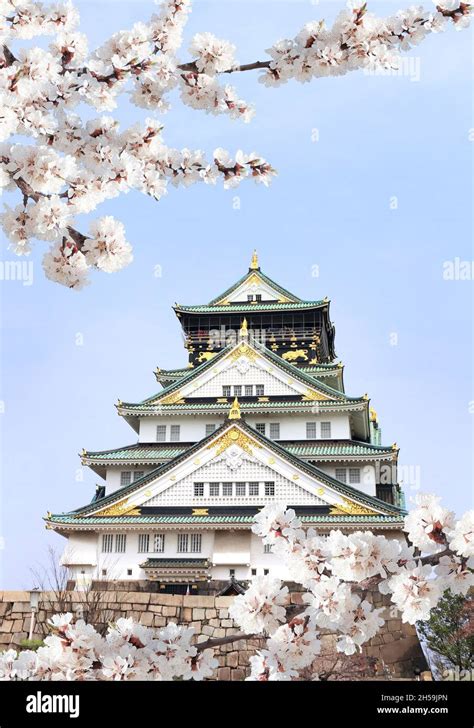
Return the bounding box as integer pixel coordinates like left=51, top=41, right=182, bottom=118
left=93, top=499, right=141, bottom=517
left=329, top=497, right=378, bottom=516
left=207, top=425, right=260, bottom=457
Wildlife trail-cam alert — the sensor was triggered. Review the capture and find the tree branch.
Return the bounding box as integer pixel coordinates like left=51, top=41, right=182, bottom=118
left=195, top=631, right=257, bottom=652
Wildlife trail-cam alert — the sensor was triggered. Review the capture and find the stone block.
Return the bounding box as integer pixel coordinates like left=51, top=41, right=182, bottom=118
left=190, top=622, right=202, bottom=632
left=226, top=652, right=239, bottom=668
left=1, top=591, right=29, bottom=602
left=193, top=608, right=205, bottom=620
left=0, top=603, right=11, bottom=616
left=380, top=636, right=421, bottom=665
left=205, top=609, right=217, bottom=619
left=218, top=667, right=231, bottom=681
left=126, top=592, right=150, bottom=605
left=215, top=597, right=234, bottom=608
left=12, top=632, right=27, bottom=644
left=202, top=625, right=214, bottom=637
left=182, top=595, right=216, bottom=608
left=231, top=669, right=245, bottom=681
left=213, top=628, right=226, bottom=638
left=183, top=608, right=193, bottom=621
left=149, top=606, right=163, bottom=614
left=0, top=634, right=12, bottom=644
left=12, top=619, right=24, bottom=632
left=12, top=603, right=31, bottom=614
left=139, top=612, right=154, bottom=627
left=221, top=619, right=233, bottom=628
left=162, top=606, right=176, bottom=617
left=153, top=616, right=166, bottom=628
left=218, top=608, right=229, bottom=619
left=209, top=618, right=220, bottom=628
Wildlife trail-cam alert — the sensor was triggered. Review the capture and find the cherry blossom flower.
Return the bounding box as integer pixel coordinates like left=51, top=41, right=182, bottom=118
left=447, top=510, right=474, bottom=558
left=0, top=0, right=468, bottom=287
left=404, top=493, right=455, bottom=552
left=83, top=216, right=133, bottom=273
left=229, top=575, right=289, bottom=634
left=383, top=563, right=443, bottom=623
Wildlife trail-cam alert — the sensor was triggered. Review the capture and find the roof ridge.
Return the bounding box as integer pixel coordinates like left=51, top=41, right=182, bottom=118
left=124, top=338, right=361, bottom=408
left=54, top=419, right=402, bottom=520
left=207, top=268, right=302, bottom=306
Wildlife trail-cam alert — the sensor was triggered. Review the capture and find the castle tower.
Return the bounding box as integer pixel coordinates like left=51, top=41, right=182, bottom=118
left=46, top=254, right=404, bottom=591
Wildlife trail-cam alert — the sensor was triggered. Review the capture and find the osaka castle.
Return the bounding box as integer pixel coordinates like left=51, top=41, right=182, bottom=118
left=46, top=252, right=406, bottom=591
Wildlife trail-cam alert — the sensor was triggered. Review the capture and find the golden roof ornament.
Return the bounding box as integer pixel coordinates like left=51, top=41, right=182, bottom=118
left=250, top=250, right=259, bottom=270
left=228, top=397, right=241, bottom=420
left=369, top=407, right=378, bottom=422
left=240, top=317, right=248, bottom=337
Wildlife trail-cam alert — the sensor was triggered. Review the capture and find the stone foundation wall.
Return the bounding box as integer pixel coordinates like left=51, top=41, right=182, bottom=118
left=0, top=589, right=425, bottom=680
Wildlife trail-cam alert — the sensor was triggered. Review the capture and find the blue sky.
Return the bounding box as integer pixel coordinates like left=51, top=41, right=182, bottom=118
left=0, top=0, right=472, bottom=588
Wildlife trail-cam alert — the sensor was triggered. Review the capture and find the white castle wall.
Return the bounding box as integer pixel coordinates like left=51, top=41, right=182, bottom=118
left=138, top=413, right=352, bottom=443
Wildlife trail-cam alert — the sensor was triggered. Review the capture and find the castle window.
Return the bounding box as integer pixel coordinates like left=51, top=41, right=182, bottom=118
left=209, top=483, right=220, bottom=496
left=256, top=294, right=262, bottom=302
left=335, top=468, right=347, bottom=483
left=306, top=422, right=317, bottom=439
left=255, top=384, right=265, bottom=396
left=102, top=534, right=113, bottom=553
left=194, top=482, right=204, bottom=497
left=264, top=543, right=272, bottom=554
left=120, top=471, right=132, bottom=487
left=115, top=534, right=127, bottom=553
left=153, top=534, right=165, bottom=552
left=233, top=385, right=242, bottom=397
left=229, top=568, right=235, bottom=577
left=247, top=294, right=253, bottom=302
left=101, top=569, right=107, bottom=576
left=236, top=482, right=246, bottom=496
left=133, top=471, right=144, bottom=481
left=269, top=423, right=280, bottom=439
left=127, top=569, right=132, bottom=576
left=321, top=422, right=332, bottom=438
left=245, top=385, right=253, bottom=397
left=264, top=569, right=270, bottom=575
left=170, top=425, right=180, bottom=442
left=138, top=534, right=149, bottom=553
left=249, top=482, right=259, bottom=496
left=251, top=568, right=257, bottom=576
left=205, top=423, right=217, bottom=436
left=223, top=482, right=233, bottom=497
left=177, top=534, right=189, bottom=553
left=222, top=385, right=231, bottom=397
left=190, top=534, right=202, bottom=553
left=256, top=423, right=266, bottom=435
left=349, top=468, right=361, bottom=484
left=156, top=425, right=166, bottom=442
left=264, top=482, right=275, bottom=496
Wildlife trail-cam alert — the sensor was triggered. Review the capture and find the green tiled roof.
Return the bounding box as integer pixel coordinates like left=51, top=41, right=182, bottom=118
left=286, top=442, right=394, bottom=458
left=83, top=440, right=394, bottom=464
left=207, top=268, right=301, bottom=306
left=174, top=300, right=327, bottom=314
left=84, top=444, right=190, bottom=462
left=119, top=399, right=365, bottom=414
left=49, top=514, right=404, bottom=525
left=124, top=339, right=360, bottom=410
left=156, top=367, right=190, bottom=376
left=140, top=558, right=209, bottom=568
left=51, top=419, right=403, bottom=525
